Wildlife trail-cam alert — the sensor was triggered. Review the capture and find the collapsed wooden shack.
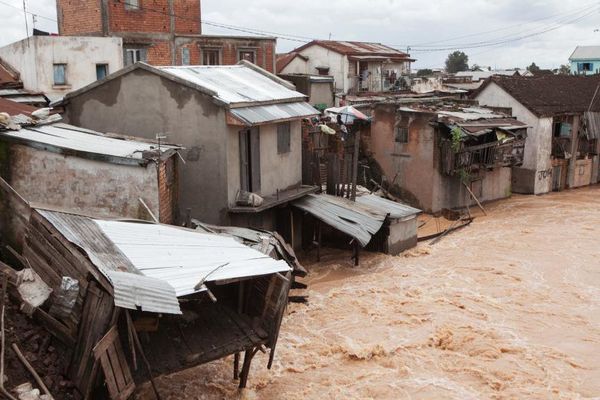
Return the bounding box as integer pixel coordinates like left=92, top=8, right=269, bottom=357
left=1, top=182, right=292, bottom=399
left=293, top=193, right=421, bottom=264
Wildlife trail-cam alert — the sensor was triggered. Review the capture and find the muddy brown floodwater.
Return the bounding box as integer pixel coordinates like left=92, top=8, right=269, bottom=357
left=137, top=187, right=600, bottom=399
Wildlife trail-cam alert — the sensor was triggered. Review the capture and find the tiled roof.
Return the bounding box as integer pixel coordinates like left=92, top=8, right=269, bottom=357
left=293, top=40, right=414, bottom=60
left=475, top=75, right=600, bottom=116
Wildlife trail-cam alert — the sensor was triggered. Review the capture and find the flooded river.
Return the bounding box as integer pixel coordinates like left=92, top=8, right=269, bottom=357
left=138, top=187, right=600, bottom=399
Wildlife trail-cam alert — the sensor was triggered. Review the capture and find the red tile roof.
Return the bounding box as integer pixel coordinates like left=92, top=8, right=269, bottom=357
left=0, top=97, right=36, bottom=116
left=293, top=40, right=414, bottom=61
left=475, top=75, right=600, bottom=117
left=276, top=52, right=308, bottom=73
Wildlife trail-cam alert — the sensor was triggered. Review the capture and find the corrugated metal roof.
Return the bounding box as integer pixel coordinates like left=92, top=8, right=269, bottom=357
left=37, top=210, right=291, bottom=315
left=0, top=122, right=178, bottom=162
left=0, top=97, right=36, bottom=116
left=455, top=70, right=518, bottom=81
left=355, top=194, right=421, bottom=220
left=293, top=194, right=387, bottom=246
left=570, top=46, right=600, bottom=60
left=230, top=102, right=319, bottom=125
left=158, top=65, right=306, bottom=105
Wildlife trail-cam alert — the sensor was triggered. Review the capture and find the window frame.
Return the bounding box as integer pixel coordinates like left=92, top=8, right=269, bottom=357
left=395, top=126, right=409, bottom=143
left=96, top=63, right=109, bottom=80
left=53, top=63, right=67, bottom=86
left=125, top=0, right=140, bottom=10
left=124, top=48, right=147, bottom=66
left=201, top=48, right=221, bottom=66
left=277, top=122, right=291, bottom=154
left=238, top=49, right=257, bottom=64
left=181, top=47, right=191, bottom=66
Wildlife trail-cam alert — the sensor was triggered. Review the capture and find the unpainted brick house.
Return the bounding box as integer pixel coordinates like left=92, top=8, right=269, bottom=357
left=55, top=0, right=276, bottom=72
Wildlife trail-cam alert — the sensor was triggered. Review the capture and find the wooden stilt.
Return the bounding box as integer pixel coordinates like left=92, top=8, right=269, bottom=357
left=233, top=353, right=240, bottom=380
left=317, top=221, right=322, bottom=262
left=238, top=347, right=259, bottom=389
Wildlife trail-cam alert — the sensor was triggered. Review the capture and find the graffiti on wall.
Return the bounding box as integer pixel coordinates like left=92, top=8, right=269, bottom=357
left=537, top=169, right=552, bottom=181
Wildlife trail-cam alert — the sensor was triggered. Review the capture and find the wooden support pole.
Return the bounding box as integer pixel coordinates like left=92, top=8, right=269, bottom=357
left=11, top=343, right=53, bottom=399
left=126, top=312, right=161, bottom=400
left=463, top=182, right=487, bottom=216
left=233, top=353, right=240, bottom=380
left=238, top=347, right=259, bottom=389
left=0, top=275, right=18, bottom=400
left=317, top=221, right=322, bottom=262
left=351, top=128, right=360, bottom=201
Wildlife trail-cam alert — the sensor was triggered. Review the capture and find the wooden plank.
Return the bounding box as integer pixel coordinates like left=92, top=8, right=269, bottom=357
left=99, top=353, right=119, bottom=399
left=92, top=327, right=118, bottom=358
left=107, top=344, right=127, bottom=392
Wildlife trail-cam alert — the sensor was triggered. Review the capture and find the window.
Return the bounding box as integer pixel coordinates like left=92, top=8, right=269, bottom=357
left=125, top=0, right=139, bottom=10
left=202, top=49, right=220, bottom=65
left=395, top=126, right=409, bottom=143
left=239, top=128, right=261, bottom=193
left=181, top=48, right=190, bottom=66
left=238, top=50, right=256, bottom=63
left=124, top=48, right=147, bottom=66
left=96, top=64, right=108, bottom=80
left=277, top=123, right=291, bottom=154
left=53, top=63, right=66, bottom=85
left=578, top=62, right=593, bottom=72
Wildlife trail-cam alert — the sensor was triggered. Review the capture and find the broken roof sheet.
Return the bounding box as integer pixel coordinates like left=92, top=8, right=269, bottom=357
left=355, top=194, right=421, bottom=220
left=293, top=194, right=387, bottom=246
left=0, top=122, right=178, bottom=164
left=158, top=64, right=306, bottom=105
left=230, top=102, right=319, bottom=125
left=0, top=97, right=36, bottom=116
left=37, top=210, right=291, bottom=315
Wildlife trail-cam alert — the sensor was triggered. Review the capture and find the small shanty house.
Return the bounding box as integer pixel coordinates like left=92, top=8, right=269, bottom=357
left=57, top=61, right=319, bottom=247
left=278, top=73, right=335, bottom=110
left=294, top=193, right=420, bottom=262
left=474, top=75, right=600, bottom=194
left=0, top=183, right=292, bottom=398
left=369, top=101, right=527, bottom=213
left=277, top=41, right=415, bottom=94
left=0, top=99, right=179, bottom=250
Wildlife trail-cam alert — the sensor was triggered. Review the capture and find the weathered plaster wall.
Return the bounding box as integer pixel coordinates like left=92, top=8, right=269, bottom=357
left=475, top=82, right=553, bottom=194
left=0, top=36, right=123, bottom=101
left=6, top=144, right=159, bottom=219
left=64, top=69, right=229, bottom=225
left=227, top=120, right=302, bottom=206
left=310, top=82, right=334, bottom=107
left=370, top=105, right=436, bottom=211
left=281, top=45, right=347, bottom=92
left=387, top=217, right=418, bottom=255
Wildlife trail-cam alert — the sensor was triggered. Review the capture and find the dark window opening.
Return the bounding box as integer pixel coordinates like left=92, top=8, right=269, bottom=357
left=202, top=49, right=220, bottom=65
left=578, top=62, right=593, bottom=72
left=124, top=48, right=147, bottom=66
left=277, top=123, right=291, bottom=154
left=239, top=128, right=261, bottom=193
left=395, top=126, right=409, bottom=143
left=96, top=64, right=108, bottom=80
left=238, top=50, right=256, bottom=64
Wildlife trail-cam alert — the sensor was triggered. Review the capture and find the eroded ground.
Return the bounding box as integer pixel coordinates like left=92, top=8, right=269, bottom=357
left=137, top=187, right=600, bottom=399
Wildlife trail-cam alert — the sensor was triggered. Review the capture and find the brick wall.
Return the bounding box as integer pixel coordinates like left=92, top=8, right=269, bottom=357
left=146, top=40, right=172, bottom=65
left=158, top=155, right=178, bottom=224
left=184, top=37, right=276, bottom=71
left=109, top=0, right=170, bottom=33
left=174, top=0, right=201, bottom=34
left=56, top=0, right=103, bottom=35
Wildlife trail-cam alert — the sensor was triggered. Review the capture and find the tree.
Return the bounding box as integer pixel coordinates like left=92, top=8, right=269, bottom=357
left=558, top=64, right=571, bottom=75
left=416, top=68, right=433, bottom=77
left=445, top=51, right=469, bottom=73
left=527, top=62, right=541, bottom=73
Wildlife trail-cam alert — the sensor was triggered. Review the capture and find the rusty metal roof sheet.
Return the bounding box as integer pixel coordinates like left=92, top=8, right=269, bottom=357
left=355, top=194, right=421, bottom=220
left=158, top=64, right=306, bottom=105
left=293, top=194, right=387, bottom=246
left=37, top=210, right=292, bottom=315
left=0, top=97, right=36, bottom=116
left=230, top=102, right=319, bottom=125
left=0, top=122, right=178, bottom=163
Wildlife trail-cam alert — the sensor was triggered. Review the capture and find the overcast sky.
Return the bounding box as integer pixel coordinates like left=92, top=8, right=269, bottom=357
left=1, top=0, right=599, bottom=69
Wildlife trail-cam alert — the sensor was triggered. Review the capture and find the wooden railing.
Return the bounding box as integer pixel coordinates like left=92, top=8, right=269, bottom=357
left=441, top=138, right=526, bottom=175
